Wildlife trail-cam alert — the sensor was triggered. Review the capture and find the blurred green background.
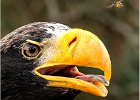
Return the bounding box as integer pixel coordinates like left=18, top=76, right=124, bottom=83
left=1, top=0, right=139, bottom=100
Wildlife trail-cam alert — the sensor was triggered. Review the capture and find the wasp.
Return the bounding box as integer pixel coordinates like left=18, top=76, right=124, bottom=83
left=106, top=0, right=124, bottom=8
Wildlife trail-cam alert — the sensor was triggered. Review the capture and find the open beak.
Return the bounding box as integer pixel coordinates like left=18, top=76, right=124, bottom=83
left=34, top=29, right=111, bottom=97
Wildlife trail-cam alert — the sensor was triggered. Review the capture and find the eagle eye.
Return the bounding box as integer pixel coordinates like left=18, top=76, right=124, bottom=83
left=22, top=43, right=41, bottom=59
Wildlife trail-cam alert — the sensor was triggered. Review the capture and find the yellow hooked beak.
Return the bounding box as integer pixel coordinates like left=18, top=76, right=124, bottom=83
left=34, top=29, right=111, bottom=97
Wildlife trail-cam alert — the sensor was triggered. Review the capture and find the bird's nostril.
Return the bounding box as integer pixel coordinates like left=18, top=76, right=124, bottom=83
left=69, top=37, right=77, bottom=47
left=68, top=37, right=78, bottom=56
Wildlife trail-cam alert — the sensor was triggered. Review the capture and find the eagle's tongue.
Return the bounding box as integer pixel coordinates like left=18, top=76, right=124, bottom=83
left=75, top=75, right=109, bottom=86
left=63, top=67, right=109, bottom=86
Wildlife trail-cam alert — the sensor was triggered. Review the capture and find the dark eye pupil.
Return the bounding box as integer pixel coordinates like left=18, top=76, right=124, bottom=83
left=29, top=45, right=36, bottom=53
